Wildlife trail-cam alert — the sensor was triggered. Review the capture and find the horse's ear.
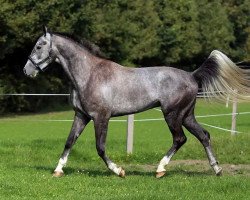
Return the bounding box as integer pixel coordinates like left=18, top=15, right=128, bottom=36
left=43, top=25, right=48, bottom=36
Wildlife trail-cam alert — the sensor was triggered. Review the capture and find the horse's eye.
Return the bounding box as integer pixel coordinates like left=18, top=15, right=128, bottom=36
left=36, top=46, right=41, bottom=50
left=42, top=41, right=47, bottom=45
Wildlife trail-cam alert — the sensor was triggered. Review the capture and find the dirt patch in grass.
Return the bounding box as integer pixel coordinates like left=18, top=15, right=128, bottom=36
left=124, top=160, right=250, bottom=176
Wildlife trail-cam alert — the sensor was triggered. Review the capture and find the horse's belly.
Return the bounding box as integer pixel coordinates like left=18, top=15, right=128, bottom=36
left=110, top=94, right=159, bottom=116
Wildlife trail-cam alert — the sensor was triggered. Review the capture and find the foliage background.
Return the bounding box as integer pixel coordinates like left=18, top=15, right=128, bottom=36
left=0, top=0, right=249, bottom=113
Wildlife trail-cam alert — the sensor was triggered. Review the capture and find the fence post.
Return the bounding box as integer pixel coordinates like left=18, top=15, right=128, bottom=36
left=226, top=96, right=229, bottom=108
left=231, top=95, right=238, bottom=135
left=126, top=114, right=134, bottom=154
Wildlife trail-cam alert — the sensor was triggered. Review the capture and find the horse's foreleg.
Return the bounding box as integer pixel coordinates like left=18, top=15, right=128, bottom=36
left=156, top=113, right=187, bottom=178
left=93, top=116, right=125, bottom=177
left=183, top=114, right=222, bottom=176
left=53, top=112, right=90, bottom=177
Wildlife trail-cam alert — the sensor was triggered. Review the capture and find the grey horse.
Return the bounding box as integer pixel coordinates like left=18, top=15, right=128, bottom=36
left=24, top=27, right=250, bottom=178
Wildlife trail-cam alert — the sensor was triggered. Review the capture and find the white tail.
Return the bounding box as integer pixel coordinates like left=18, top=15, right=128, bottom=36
left=193, top=50, right=250, bottom=102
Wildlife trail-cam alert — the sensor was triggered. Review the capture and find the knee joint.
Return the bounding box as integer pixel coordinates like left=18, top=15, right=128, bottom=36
left=174, top=135, right=187, bottom=145
left=203, top=130, right=211, bottom=140
left=180, top=136, right=187, bottom=145
left=65, top=142, right=72, bottom=150
left=200, top=136, right=210, bottom=147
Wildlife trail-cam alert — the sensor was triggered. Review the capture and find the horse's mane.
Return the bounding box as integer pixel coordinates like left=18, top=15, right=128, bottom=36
left=52, top=32, right=107, bottom=59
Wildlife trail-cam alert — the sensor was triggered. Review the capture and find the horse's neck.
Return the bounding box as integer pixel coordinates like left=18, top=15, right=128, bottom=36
left=54, top=36, right=96, bottom=89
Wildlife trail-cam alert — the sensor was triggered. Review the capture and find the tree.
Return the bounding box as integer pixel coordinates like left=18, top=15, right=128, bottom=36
left=74, top=0, right=161, bottom=66
left=222, top=0, right=250, bottom=60
left=196, top=0, right=235, bottom=58
left=154, top=0, right=202, bottom=67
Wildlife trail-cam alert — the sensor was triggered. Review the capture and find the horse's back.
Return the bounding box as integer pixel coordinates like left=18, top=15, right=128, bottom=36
left=117, top=66, right=198, bottom=98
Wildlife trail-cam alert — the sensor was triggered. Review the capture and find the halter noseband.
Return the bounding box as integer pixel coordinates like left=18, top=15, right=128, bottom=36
left=28, top=33, right=53, bottom=72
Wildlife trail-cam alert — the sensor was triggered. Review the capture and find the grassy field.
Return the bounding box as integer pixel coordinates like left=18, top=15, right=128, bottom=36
left=0, top=99, right=249, bottom=199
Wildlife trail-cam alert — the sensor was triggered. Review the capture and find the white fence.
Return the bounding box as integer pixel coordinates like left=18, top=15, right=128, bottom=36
left=0, top=93, right=248, bottom=154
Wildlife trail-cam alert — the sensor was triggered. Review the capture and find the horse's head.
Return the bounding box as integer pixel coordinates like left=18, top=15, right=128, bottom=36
left=23, top=26, right=54, bottom=77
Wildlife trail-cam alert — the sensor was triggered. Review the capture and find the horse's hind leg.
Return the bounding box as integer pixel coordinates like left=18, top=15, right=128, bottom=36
left=183, top=114, right=222, bottom=176
left=156, top=111, right=187, bottom=178
left=53, top=112, right=90, bottom=177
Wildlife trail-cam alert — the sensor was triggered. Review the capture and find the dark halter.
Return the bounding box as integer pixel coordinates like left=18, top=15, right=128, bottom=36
left=28, top=33, right=53, bottom=72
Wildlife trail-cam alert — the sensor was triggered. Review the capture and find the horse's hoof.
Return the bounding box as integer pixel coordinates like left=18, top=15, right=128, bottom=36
left=156, top=171, right=166, bottom=178
left=53, top=171, right=64, bottom=177
left=216, top=167, right=222, bottom=176
left=119, top=168, right=125, bottom=178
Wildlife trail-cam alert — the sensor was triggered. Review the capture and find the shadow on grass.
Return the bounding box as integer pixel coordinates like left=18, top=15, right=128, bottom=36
left=60, top=168, right=154, bottom=177
left=33, top=165, right=154, bottom=177
left=33, top=165, right=212, bottom=178
left=34, top=166, right=112, bottom=177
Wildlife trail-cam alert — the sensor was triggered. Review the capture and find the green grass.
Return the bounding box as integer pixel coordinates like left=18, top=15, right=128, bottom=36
left=0, top=99, right=249, bottom=199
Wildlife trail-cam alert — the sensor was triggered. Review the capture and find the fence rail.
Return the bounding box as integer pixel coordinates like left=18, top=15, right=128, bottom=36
left=0, top=94, right=70, bottom=96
